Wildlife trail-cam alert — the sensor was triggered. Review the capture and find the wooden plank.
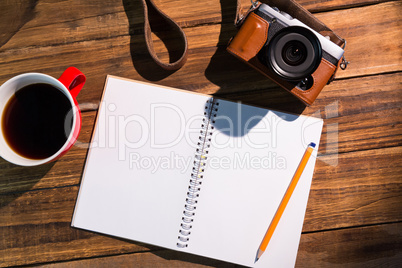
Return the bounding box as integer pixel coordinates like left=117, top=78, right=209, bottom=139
left=317, top=1, right=402, bottom=78
left=299, top=0, right=392, bottom=11
left=0, top=0, right=37, bottom=48
left=297, top=223, right=402, bottom=267
left=0, top=0, right=390, bottom=40
left=22, top=223, right=402, bottom=267
left=319, top=107, right=402, bottom=155
left=1, top=146, right=400, bottom=266
left=0, top=186, right=154, bottom=267
left=0, top=2, right=400, bottom=97
left=37, top=249, right=235, bottom=268
left=305, top=146, right=402, bottom=232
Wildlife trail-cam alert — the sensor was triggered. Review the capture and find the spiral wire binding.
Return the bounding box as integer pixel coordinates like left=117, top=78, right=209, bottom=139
left=177, top=99, right=219, bottom=248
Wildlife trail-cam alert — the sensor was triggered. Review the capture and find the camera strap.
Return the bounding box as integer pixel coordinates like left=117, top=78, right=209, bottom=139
left=140, top=0, right=347, bottom=71
left=140, top=0, right=188, bottom=71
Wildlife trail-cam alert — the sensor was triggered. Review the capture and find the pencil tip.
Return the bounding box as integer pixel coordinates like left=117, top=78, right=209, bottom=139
left=255, top=248, right=264, bottom=263
left=255, top=249, right=263, bottom=263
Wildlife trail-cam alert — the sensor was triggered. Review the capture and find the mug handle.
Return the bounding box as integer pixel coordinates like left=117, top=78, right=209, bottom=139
left=58, top=66, right=86, bottom=98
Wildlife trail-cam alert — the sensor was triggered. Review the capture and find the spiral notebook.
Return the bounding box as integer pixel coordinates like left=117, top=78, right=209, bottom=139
left=72, top=76, right=323, bottom=267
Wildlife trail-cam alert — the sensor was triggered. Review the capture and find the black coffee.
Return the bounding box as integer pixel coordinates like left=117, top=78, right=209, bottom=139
left=1, top=83, right=73, bottom=159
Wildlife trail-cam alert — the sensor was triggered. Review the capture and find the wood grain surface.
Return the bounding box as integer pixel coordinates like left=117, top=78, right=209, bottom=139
left=0, top=0, right=401, bottom=267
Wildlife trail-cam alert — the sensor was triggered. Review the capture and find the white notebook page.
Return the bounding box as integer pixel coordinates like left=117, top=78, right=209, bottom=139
left=72, top=77, right=211, bottom=249
left=184, top=100, right=323, bottom=267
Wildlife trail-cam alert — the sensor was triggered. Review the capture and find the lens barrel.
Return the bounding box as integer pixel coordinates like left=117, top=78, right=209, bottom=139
left=265, top=26, right=322, bottom=81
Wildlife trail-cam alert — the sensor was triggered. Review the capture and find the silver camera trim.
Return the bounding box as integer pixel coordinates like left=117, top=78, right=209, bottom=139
left=259, top=4, right=344, bottom=61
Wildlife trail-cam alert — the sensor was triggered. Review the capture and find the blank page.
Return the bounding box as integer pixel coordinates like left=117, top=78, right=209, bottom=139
left=184, top=99, right=323, bottom=267
left=72, top=77, right=211, bottom=249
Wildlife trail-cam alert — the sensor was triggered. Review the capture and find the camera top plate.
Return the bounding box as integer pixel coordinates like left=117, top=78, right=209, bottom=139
left=258, top=4, right=344, bottom=61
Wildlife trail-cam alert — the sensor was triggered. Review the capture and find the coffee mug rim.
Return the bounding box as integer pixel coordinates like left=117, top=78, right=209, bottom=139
left=0, top=72, right=79, bottom=166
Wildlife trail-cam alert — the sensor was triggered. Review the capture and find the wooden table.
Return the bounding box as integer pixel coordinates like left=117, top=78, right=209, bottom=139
left=1, top=0, right=401, bottom=267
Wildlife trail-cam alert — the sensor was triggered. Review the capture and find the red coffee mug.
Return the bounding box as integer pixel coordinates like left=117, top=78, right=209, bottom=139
left=0, top=67, right=86, bottom=166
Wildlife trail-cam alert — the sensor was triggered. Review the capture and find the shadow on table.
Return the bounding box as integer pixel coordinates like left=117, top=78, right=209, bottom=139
left=87, top=231, right=247, bottom=268
left=122, top=0, right=307, bottom=115
left=152, top=250, right=248, bottom=268
left=0, top=159, right=55, bottom=208
left=203, top=0, right=306, bottom=115
left=0, top=0, right=38, bottom=49
left=122, top=0, right=184, bottom=81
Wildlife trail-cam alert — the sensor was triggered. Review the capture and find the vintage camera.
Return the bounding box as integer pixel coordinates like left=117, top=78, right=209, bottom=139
left=227, top=4, right=345, bottom=105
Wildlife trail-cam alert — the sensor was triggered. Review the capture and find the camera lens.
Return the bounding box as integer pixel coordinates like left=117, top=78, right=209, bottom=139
left=264, top=26, right=322, bottom=81
left=282, top=41, right=307, bottom=66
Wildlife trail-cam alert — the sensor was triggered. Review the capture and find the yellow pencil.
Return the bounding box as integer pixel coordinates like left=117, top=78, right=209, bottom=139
left=255, top=142, right=316, bottom=263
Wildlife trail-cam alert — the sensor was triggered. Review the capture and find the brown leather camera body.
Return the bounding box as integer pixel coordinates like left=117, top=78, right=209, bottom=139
left=227, top=9, right=342, bottom=106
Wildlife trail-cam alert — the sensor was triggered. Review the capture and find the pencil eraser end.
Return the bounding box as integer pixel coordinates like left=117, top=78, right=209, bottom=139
left=309, top=142, right=316, bottom=148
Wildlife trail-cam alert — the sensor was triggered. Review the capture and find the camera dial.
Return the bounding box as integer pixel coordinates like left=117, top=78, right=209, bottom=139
left=279, top=11, right=293, bottom=20
left=264, top=26, right=322, bottom=81
left=270, top=6, right=293, bottom=20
